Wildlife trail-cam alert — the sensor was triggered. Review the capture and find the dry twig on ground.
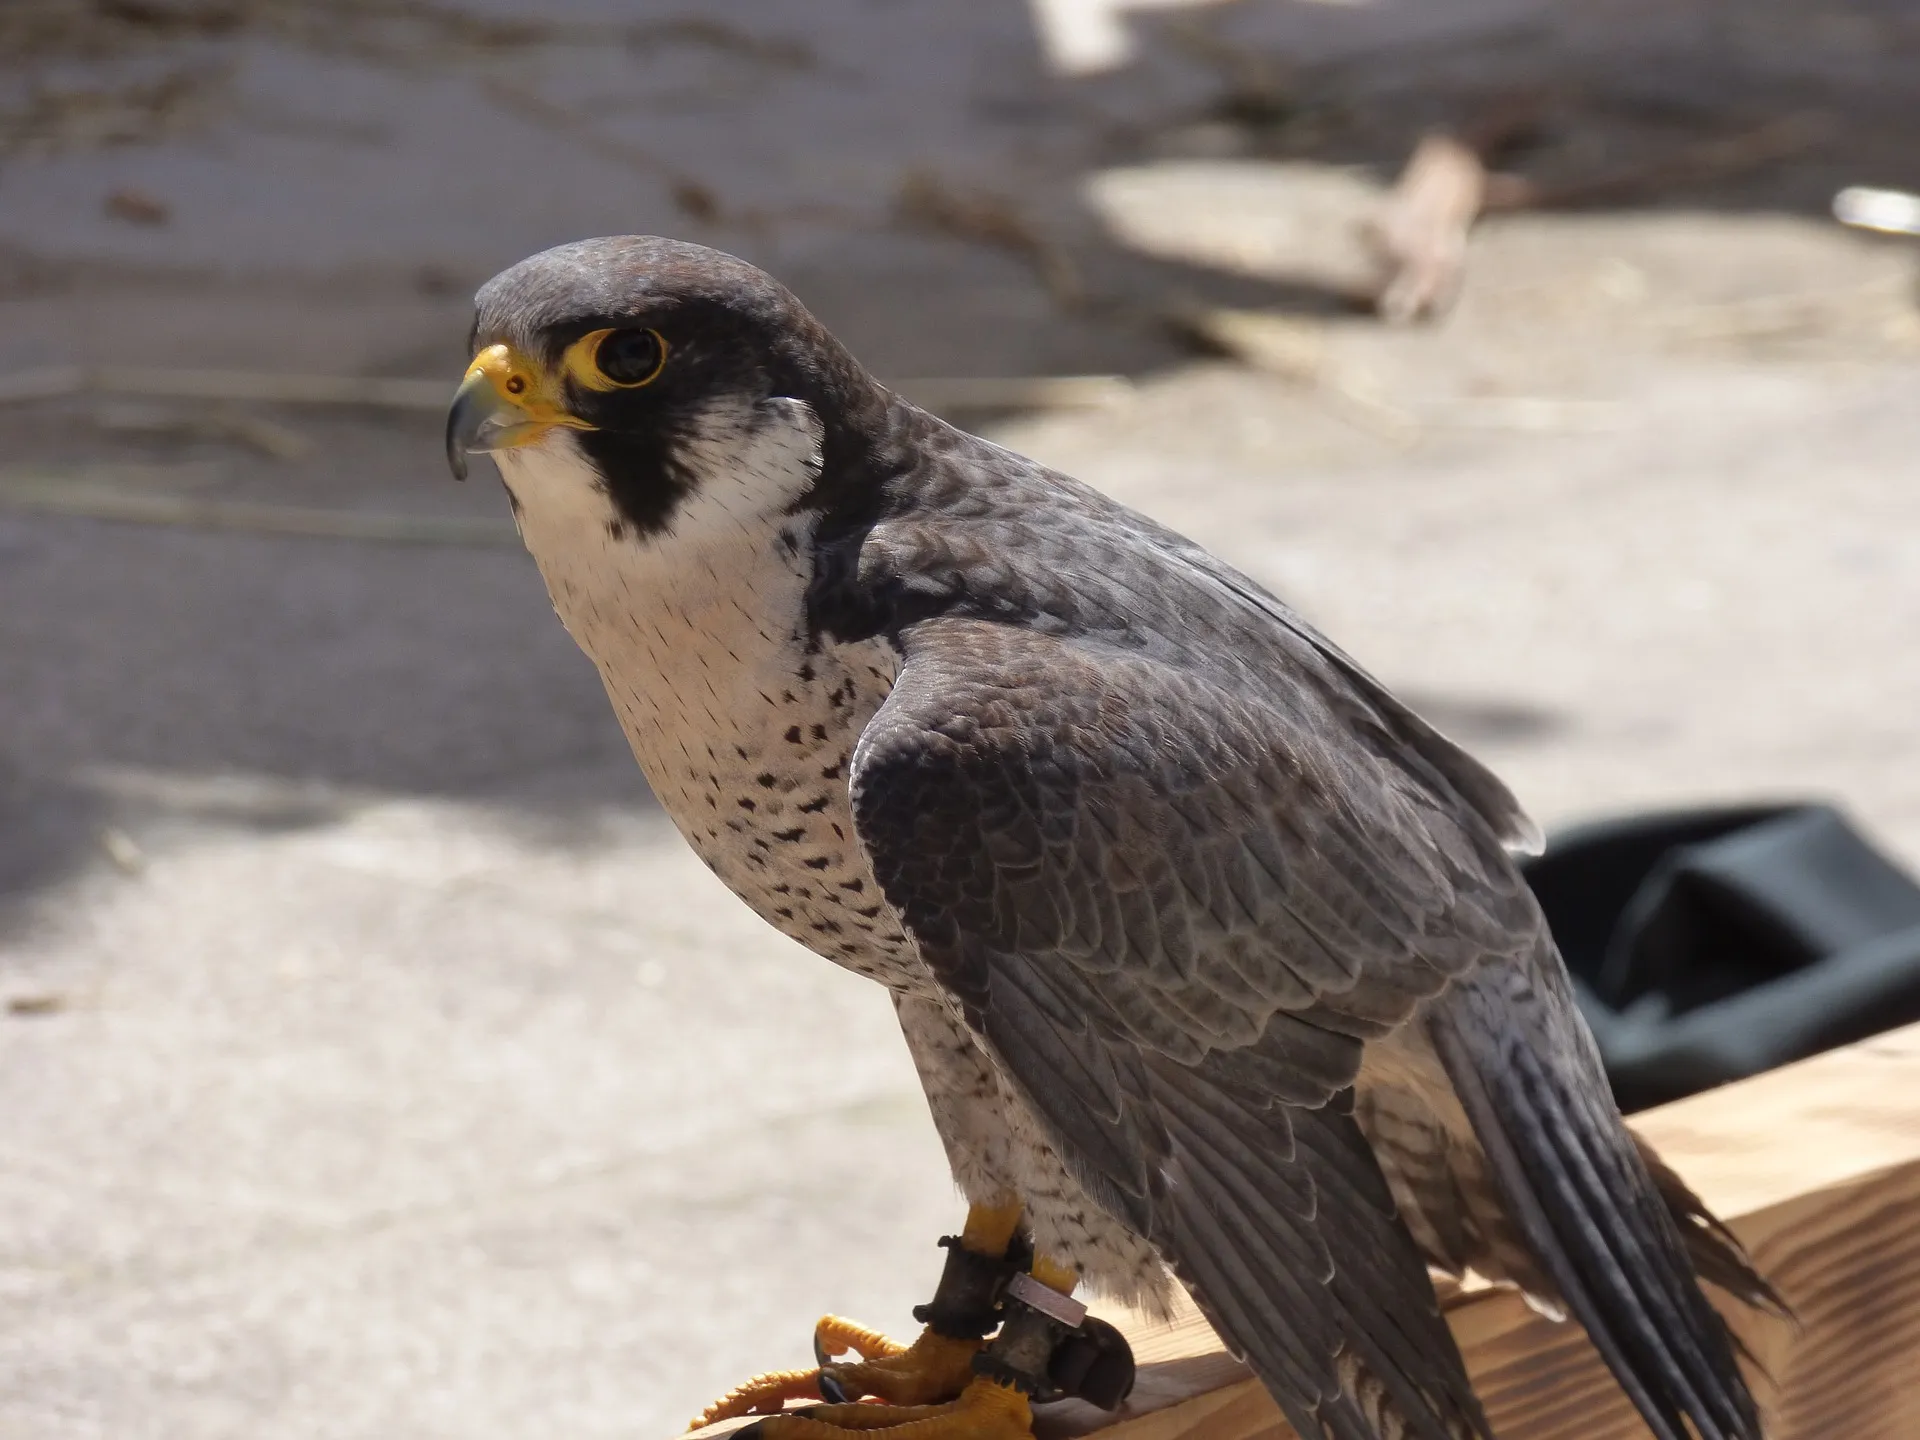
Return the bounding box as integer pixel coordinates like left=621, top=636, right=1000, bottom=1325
left=1367, top=135, right=1490, bottom=325
left=1365, top=91, right=1544, bottom=324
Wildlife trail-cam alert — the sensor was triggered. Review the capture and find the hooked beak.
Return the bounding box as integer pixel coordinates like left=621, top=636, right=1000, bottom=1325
left=445, top=365, right=509, bottom=482
left=445, top=343, right=588, bottom=480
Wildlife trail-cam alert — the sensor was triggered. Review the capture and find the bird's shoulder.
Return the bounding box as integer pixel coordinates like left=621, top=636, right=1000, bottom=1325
left=806, top=403, right=1535, bottom=855
left=803, top=400, right=1194, bottom=647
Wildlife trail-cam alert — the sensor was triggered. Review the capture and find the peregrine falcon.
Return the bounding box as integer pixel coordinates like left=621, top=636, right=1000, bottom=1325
left=445, top=237, right=1777, bottom=1440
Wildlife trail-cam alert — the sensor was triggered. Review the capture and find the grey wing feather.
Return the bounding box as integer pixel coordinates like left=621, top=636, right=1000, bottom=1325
left=852, top=616, right=1500, bottom=1440
left=1159, top=543, right=1543, bottom=856
left=982, top=945, right=1491, bottom=1440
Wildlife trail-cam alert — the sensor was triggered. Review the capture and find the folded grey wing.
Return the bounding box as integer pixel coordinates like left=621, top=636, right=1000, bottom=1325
left=1173, top=545, right=1542, bottom=856
left=848, top=616, right=1545, bottom=1440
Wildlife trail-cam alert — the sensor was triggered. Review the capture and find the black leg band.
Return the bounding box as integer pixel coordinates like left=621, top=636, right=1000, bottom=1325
left=911, top=1233, right=1030, bottom=1340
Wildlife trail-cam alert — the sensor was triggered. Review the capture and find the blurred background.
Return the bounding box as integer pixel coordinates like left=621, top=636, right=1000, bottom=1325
left=1, top=0, right=1918, bottom=1436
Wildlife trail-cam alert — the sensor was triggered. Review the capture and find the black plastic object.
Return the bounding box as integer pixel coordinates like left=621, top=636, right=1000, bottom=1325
left=1520, top=803, right=1920, bottom=1113
left=1047, top=1315, right=1137, bottom=1410
left=973, top=1298, right=1137, bottom=1410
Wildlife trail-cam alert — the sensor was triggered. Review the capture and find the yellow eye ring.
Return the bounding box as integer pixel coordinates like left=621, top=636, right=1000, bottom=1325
left=564, top=327, right=668, bottom=391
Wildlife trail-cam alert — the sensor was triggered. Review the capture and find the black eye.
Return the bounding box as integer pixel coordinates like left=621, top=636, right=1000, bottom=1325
left=595, top=327, right=667, bottom=387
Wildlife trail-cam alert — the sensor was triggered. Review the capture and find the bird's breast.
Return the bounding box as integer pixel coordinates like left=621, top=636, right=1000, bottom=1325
left=495, top=438, right=923, bottom=987
left=601, top=621, right=919, bottom=986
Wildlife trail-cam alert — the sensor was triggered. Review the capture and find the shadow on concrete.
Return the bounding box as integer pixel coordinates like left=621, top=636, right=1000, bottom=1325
left=1097, top=0, right=1920, bottom=221
left=1, top=0, right=1902, bottom=918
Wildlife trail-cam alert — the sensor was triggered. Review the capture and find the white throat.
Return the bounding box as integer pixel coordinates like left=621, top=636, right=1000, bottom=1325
left=490, top=395, right=843, bottom=795
left=493, top=394, right=824, bottom=660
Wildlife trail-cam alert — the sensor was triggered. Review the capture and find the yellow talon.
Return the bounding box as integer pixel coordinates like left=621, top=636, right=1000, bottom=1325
left=815, top=1315, right=907, bottom=1364
left=694, top=1367, right=825, bottom=1428
left=692, top=1322, right=980, bottom=1426
left=751, top=1377, right=1033, bottom=1440
left=690, top=1203, right=1040, bottom=1433
left=820, top=1327, right=981, bottom=1407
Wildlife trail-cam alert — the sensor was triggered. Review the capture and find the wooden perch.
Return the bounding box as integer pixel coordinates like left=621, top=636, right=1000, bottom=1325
left=685, top=1022, right=1920, bottom=1440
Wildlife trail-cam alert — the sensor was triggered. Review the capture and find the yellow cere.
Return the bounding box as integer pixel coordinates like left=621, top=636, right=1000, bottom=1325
left=460, top=342, right=594, bottom=435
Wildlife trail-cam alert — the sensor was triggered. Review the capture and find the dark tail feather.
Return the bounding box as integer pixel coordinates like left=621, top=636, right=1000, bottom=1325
left=1631, top=1130, right=1789, bottom=1320
left=1430, top=965, right=1768, bottom=1440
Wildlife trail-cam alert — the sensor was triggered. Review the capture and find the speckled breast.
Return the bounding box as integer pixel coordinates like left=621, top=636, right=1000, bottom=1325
left=616, top=634, right=925, bottom=990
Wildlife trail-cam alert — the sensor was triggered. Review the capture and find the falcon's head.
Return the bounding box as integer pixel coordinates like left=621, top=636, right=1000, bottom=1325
left=446, top=236, right=884, bottom=540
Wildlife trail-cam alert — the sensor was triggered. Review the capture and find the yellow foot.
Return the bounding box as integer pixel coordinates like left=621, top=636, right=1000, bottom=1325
left=743, top=1377, right=1032, bottom=1440
left=816, top=1320, right=981, bottom=1407
left=694, top=1364, right=824, bottom=1428
left=692, top=1203, right=1030, bottom=1432
left=692, top=1321, right=979, bottom=1428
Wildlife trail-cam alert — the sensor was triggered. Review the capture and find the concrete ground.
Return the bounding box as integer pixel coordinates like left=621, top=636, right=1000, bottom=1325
left=1, top=1, right=1918, bottom=1436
